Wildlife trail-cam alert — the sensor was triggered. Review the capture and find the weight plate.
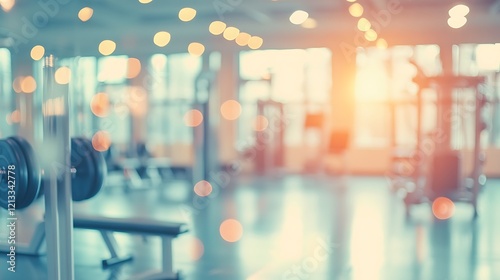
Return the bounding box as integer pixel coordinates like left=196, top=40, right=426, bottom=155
left=10, top=137, right=42, bottom=208
left=0, top=138, right=29, bottom=209
left=78, top=137, right=106, bottom=199
left=71, top=137, right=97, bottom=201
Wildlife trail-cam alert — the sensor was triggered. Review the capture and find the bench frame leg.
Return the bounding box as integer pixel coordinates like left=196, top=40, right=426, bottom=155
left=130, top=236, right=179, bottom=280
left=101, top=230, right=133, bottom=267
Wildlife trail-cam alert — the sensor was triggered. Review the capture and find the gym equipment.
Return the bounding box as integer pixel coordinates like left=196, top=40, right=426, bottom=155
left=74, top=214, right=187, bottom=279
left=255, top=100, right=285, bottom=175
left=0, top=136, right=107, bottom=209
left=393, top=71, right=489, bottom=217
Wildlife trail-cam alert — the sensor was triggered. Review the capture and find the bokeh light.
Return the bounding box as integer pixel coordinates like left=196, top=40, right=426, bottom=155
left=219, top=219, right=243, bottom=243
left=20, top=76, right=36, bottom=93
left=235, top=32, right=251, bottom=46
left=55, top=67, right=71, bottom=85
left=90, top=93, right=110, bottom=117
left=78, top=7, right=93, bottom=22
left=432, top=197, right=455, bottom=220
left=194, top=180, right=213, bottom=197
left=349, top=3, right=364, bottom=17
left=188, top=42, right=205, bottom=57
left=154, top=31, right=171, bottom=47
left=138, top=0, right=152, bottom=4
left=179, top=7, right=197, bottom=22
left=0, top=0, right=15, bottom=12
left=254, top=115, right=269, bottom=131
left=357, top=18, right=371, bottom=32
left=248, top=36, right=263, bottom=50
left=301, top=18, right=317, bottom=29
left=98, top=40, right=116, bottom=56
left=30, top=45, right=45, bottom=61
left=209, top=21, right=226, bottom=35
left=220, top=100, right=242, bottom=120
left=10, top=110, right=20, bottom=123
left=127, top=58, right=142, bottom=79
left=184, top=109, right=204, bottom=127
left=12, top=76, right=23, bottom=93
left=223, top=27, right=240, bottom=41
left=448, top=16, right=467, bottom=29
left=92, top=130, right=112, bottom=152
left=289, top=10, right=309, bottom=25
left=449, top=4, right=470, bottom=17
left=190, top=237, right=204, bottom=261
left=376, top=38, right=388, bottom=49
left=364, top=29, right=378, bottom=41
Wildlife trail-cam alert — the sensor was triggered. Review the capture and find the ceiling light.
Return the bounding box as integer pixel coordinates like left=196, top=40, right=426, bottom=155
left=301, top=18, right=317, bottom=29
left=188, top=42, right=205, bottom=57
left=349, top=3, right=364, bottom=17
left=248, top=36, right=263, bottom=49
left=153, top=31, right=171, bottom=47
left=98, top=40, right=116, bottom=56
left=179, top=7, right=197, bottom=22
left=235, top=32, right=251, bottom=46
left=223, top=27, right=240, bottom=41
left=30, top=45, right=45, bottom=61
left=209, top=21, right=226, bottom=35
left=357, top=18, right=371, bottom=32
left=78, top=7, right=93, bottom=22
left=447, top=16, right=467, bottom=29
left=449, top=4, right=470, bottom=17
left=290, top=10, right=309, bottom=25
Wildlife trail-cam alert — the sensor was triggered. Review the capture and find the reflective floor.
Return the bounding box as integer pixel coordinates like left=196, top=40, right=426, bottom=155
left=1, top=175, right=500, bottom=280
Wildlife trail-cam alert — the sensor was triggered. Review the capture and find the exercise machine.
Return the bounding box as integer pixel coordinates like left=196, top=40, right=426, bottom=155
left=392, top=67, right=489, bottom=217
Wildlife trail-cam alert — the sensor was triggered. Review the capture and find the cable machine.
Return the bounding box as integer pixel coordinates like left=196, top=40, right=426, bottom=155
left=397, top=72, right=489, bottom=217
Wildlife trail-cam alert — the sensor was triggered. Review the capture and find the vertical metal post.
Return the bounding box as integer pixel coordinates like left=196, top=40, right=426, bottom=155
left=42, top=55, right=74, bottom=280
left=161, top=236, right=174, bottom=275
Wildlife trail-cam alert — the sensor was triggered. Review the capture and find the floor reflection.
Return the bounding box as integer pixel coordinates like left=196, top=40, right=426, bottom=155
left=0, top=176, right=499, bottom=280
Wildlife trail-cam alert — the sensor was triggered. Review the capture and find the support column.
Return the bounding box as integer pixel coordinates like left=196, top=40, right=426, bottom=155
left=438, top=44, right=454, bottom=151
left=217, top=51, right=239, bottom=165
left=129, top=55, right=149, bottom=157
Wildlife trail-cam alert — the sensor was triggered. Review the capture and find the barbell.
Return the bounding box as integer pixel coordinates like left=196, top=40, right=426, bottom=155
left=0, top=136, right=106, bottom=209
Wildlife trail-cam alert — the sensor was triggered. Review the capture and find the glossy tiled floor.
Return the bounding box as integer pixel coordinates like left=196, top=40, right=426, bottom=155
left=1, top=175, right=500, bottom=280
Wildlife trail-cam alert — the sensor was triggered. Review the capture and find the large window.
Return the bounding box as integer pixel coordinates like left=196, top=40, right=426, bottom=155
left=354, top=45, right=442, bottom=148
left=238, top=48, right=332, bottom=147
left=454, top=43, right=500, bottom=147
left=148, top=53, right=202, bottom=146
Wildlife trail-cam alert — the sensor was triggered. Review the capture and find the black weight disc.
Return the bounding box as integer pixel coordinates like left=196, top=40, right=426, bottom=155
left=71, top=137, right=97, bottom=201
left=78, top=137, right=106, bottom=199
left=10, top=137, right=42, bottom=208
left=0, top=138, right=29, bottom=209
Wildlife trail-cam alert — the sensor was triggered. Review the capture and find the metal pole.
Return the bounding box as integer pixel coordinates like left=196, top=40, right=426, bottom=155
left=42, top=55, right=74, bottom=280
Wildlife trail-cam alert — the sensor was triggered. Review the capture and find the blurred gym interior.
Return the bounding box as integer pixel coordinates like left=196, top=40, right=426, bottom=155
left=0, top=0, right=500, bottom=279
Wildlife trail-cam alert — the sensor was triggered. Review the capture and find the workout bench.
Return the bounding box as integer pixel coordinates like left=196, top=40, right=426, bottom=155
left=0, top=215, right=188, bottom=280
left=74, top=215, right=188, bottom=279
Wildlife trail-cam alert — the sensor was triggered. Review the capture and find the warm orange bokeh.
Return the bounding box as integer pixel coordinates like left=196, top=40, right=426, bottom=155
left=194, top=180, right=213, bottom=197
left=127, top=58, right=142, bottom=79
left=10, top=110, right=20, bottom=123
left=219, top=219, right=243, bottom=243
left=220, top=100, right=242, bottom=120
left=432, top=197, right=455, bottom=220
left=253, top=115, right=269, bottom=131
left=20, top=76, right=36, bottom=93
left=92, top=131, right=112, bottom=152
left=90, top=93, right=110, bottom=117
left=184, top=109, right=204, bottom=127
left=55, top=67, right=71, bottom=85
